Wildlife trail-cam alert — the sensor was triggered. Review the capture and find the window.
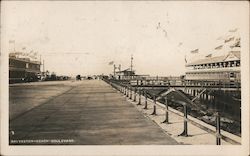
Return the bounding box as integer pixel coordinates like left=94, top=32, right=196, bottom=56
left=230, top=72, right=235, bottom=78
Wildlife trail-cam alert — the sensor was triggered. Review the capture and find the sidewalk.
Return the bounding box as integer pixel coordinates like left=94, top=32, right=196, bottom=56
left=111, top=86, right=241, bottom=145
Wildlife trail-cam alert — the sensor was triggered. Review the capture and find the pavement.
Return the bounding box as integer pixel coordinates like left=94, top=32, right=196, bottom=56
left=9, top=80, right=178, bottom=145
left=115, top=84, right=241, bottom=145
left=9, top=81, right=77, bottom=120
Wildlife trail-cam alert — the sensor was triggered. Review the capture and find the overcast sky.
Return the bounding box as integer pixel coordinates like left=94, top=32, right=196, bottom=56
left=1, top=1, right=248, bottom=76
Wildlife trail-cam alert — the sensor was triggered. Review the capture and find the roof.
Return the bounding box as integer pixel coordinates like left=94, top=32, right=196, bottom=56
left=116, top=68, right=134, bottom=73
left=186, top=51, right=240, bottom=66
left=230, top=51, right=240, bottom=58
left=9, top=56, right=41, bottom=65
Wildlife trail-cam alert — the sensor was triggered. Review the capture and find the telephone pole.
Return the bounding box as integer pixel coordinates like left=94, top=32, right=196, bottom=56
left=113, top=64, right=116, bottom=78
left=43, top=60, right=45, bottom=73
left=130, top=54, right=133, bottom=72
left=130, top=54, right=134, bottom=80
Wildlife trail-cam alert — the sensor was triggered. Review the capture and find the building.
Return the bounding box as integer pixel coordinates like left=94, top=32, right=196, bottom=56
left=185, top=50, right=240, bottom=82
left=115, top=68, right=135, bottom=80
left=185, top=34, right=241, bottom=83
left=9, top=53, right=41, bottom=83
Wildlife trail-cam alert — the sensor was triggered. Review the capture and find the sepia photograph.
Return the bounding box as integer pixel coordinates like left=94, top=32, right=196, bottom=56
left=0, top=1, right=249, bottom=156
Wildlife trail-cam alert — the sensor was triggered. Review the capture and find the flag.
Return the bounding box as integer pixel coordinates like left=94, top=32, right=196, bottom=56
left=234, top=38, right=240, bottom=47
left=33, top=51, right=38, bottom=56
left=206, top=54, right=212, bottom=57
left=162, top=29, right=168, bottom=37
left=156, top=22, right=161, bottom=29
left=229, top=28, right=238, bottom=33
left=28, top=50, right=33, bottom=56
left=215, top=45, right=223, bottom=50
left=230, top=38, right=241, bottom=48
left=191, top=49, right=199, bottom=54
left=225, top=37, right=234, bottom=43
left=178, top=42, right=183, bottom=47
left=108, top=61, right=114, bottom=65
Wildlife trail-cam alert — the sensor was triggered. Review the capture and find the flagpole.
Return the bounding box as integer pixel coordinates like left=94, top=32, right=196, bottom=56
left=43, top=60, right=45, bottom=73
left=113, top=64, right=116, bottom=78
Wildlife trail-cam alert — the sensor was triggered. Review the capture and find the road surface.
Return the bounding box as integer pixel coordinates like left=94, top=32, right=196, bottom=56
left=9, top=80, right=178, bottom=145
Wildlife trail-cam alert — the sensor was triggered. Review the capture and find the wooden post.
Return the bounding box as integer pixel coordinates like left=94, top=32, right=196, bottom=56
left=178, top=102, right=188, bottom=137
left=162, top=96, right=170, bottom=124
left=133, top=87, right=137, bottom=102
left=137, top=89, right=141, bottom=105
left=151, top=95, right=157, bottom=115
left=129, top=87, right=132, bottom=99
left=144, top=90, right=148, bottom=109
left=216, top=112, right=221, bottom=145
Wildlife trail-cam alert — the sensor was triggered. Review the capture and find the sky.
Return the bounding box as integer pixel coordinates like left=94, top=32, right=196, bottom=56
left=1, top=1, right=248, bottom=76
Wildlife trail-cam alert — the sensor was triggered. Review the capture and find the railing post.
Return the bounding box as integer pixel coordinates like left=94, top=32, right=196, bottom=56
left=133, top=87, right=137, bottom=102
left=151, top=95, right=157, bottom=115
left=129, top=87, right=132, bottom=100
left=144, top=90, right=148, bottom=109
left=178, top=102, right=188, bottom=137
left=137, top=89, right=141, bottom=105
left=162, top=96, right=169, bottom=124
left=216, top=112, right=221, bottom=145
left=126, top=86, right=129, bottom=97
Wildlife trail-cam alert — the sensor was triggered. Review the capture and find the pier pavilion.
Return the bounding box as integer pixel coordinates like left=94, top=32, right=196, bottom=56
left=185, top=50, right=240, bottom=82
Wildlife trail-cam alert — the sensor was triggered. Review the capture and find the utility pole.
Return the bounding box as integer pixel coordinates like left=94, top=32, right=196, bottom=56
left=39, top=55, right=42, bottom=73
left=130, top=54, right=133, bottom=80
left=113, top=64, right=116, bottom=78
left=43, top=60, right=45, bottom=73
left=130, top=54, right=133, bottom=72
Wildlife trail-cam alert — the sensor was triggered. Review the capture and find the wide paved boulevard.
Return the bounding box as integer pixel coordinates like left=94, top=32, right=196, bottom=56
left=9, top=80, right=178, bottom=145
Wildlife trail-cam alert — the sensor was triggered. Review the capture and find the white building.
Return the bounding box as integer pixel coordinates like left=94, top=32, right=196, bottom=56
left=185, top=37, right=241, bottom=82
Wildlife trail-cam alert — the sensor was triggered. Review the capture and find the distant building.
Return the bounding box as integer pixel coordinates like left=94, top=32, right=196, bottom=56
left=185, top=50, right=240, bottom=82
left=9, top=53, right=41, bottom=83
left=115, top=68, right=135, bottom=80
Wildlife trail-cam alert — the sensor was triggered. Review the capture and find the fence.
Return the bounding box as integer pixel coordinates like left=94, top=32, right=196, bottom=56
left=104, top=78, right=240, bottom=145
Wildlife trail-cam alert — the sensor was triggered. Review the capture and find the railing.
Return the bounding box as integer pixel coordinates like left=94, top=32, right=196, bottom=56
left=106, top=78, right=241, bottom=90
left=103, top=78, right=241, bottom=145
